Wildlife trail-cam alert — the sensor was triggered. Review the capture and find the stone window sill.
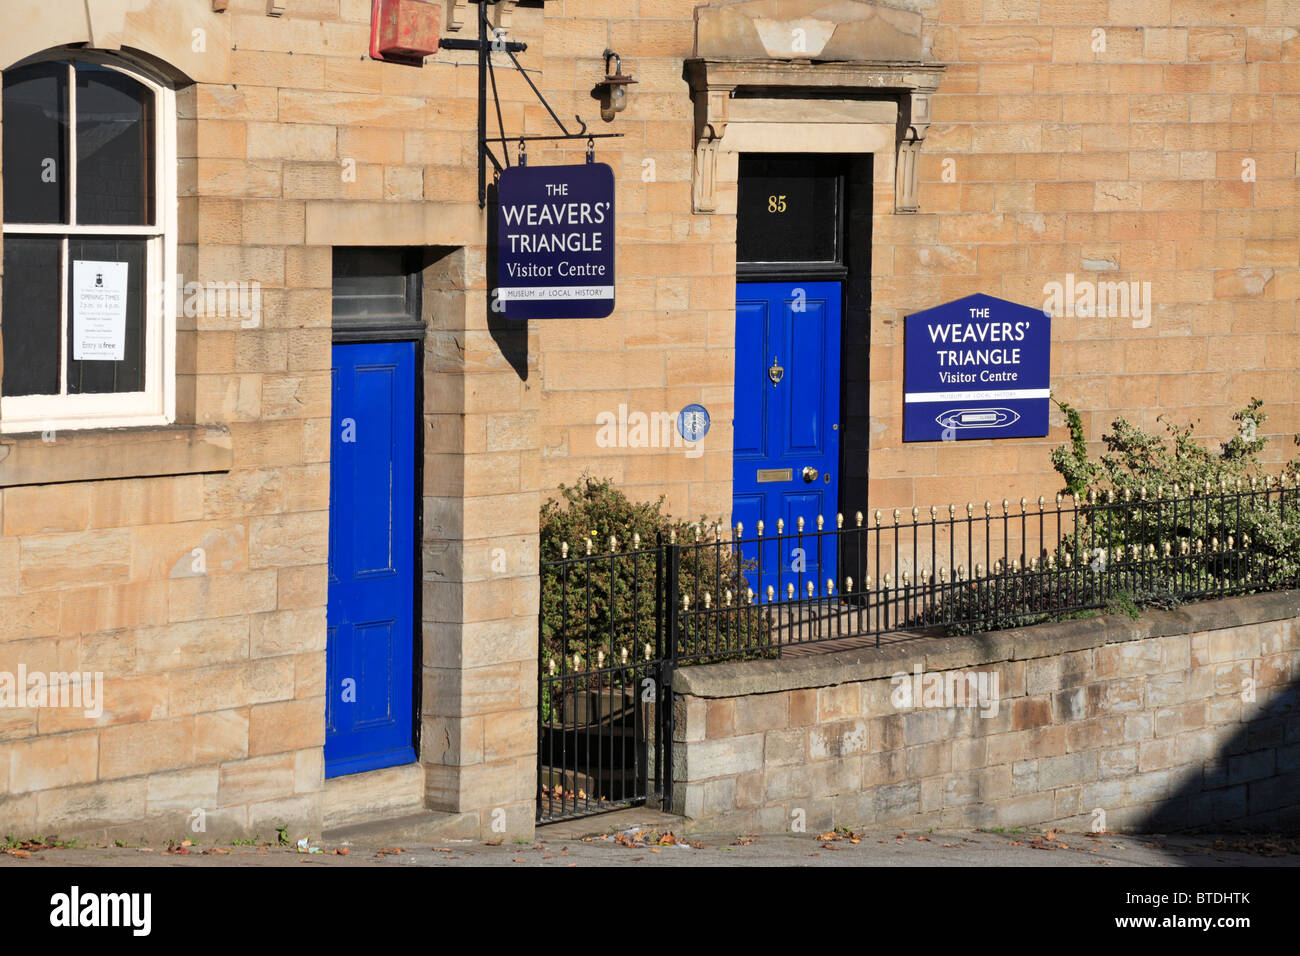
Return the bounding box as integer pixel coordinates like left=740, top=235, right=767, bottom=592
left=0, top=423, right=232, bottom=488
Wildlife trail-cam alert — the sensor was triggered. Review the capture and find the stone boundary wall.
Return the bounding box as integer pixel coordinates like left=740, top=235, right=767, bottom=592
left=671, top=591, right=1300, bottom=834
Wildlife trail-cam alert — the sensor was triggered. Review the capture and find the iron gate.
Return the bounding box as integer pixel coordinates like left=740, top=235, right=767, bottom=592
left=536, top=537, right=677, bottom=822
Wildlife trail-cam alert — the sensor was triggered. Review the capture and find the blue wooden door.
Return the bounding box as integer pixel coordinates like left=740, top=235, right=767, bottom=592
left=326, top=341, right=417, bottom=777
left=732, top=281, right=841, bottom=601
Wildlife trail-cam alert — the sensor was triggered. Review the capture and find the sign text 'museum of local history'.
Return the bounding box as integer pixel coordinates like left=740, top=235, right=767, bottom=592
left=495, top=162, right=615, bottom=319
left=903, top=293, right=1052, bottom=442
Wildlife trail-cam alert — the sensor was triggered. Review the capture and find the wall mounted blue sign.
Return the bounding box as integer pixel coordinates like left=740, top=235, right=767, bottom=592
left=903, top=293, right=1051, bottom=442
left=678, top=404, right=710, bottom=442
left=495, top=162, right=615, bottom=319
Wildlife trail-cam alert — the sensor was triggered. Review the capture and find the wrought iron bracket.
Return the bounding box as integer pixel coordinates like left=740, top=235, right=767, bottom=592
left=441, top=0, right=623, bottom=207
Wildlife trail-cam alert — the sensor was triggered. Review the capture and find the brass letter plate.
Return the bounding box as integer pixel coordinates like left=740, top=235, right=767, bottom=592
left=756, top=468, right=793, bottom=483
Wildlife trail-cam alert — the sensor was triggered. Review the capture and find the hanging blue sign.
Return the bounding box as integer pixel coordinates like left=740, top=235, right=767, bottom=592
left=903, top=293, right=1051, bottom=442
left=495, top=162, right=615, bottom=319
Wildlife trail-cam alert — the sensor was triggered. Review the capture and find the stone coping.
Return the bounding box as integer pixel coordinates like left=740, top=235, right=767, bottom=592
left=672, top=589, right=1300, bottom=699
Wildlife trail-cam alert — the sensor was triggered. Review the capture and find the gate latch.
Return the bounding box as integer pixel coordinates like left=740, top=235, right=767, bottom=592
left=768, top=356, right=784, bottom=385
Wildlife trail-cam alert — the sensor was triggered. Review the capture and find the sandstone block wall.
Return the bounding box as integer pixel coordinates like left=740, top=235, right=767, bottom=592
left=534, top=0, right=1300, bottom=518
left=0, top=0, right=542, bottom=842
left=672, top=591, right=1300, bottom=833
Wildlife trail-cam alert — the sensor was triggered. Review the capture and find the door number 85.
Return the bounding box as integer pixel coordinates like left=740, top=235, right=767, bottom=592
left=767, top=194, right=788, bottom=213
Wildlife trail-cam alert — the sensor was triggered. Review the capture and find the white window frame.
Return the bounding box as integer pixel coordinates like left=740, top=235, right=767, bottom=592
left=1, top=51, right=176, bottom=433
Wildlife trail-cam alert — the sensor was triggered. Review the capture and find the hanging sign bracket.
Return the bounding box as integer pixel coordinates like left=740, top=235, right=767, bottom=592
left=438, top=0, right=623, bottom=207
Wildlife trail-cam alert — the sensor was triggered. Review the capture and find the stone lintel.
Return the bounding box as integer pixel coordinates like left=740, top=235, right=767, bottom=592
left=685, top=57, right=945, bottom=214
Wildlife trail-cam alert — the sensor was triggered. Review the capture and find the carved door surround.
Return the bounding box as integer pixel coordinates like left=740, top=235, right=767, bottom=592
left=686, top=0, right=945, bottom=215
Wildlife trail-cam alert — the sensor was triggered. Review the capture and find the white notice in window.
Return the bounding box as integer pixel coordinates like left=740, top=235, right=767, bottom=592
left=72, top=260, right=129, bottom=361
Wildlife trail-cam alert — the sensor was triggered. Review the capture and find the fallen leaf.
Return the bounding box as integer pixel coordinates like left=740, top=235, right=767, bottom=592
left=335, top=848, right=350, bottom=856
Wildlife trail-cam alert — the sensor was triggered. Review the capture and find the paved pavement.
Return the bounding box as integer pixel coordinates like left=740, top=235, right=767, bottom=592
left=2, top=809, right=1298, bottom=867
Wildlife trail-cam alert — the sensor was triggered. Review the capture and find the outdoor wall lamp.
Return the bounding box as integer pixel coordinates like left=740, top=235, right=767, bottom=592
left=595, top=50, right=636, bottom=121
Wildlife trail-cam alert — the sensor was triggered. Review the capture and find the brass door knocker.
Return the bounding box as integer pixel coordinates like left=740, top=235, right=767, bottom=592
left=768, top=356, right=784, bottom=385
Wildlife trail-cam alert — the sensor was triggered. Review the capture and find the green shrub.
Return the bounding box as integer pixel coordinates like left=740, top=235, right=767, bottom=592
left=539, top=475, right=772, bottom=678
left=1051, top=397, right=1299, bottom=498
left=1051, top=398, right=1300, bottom=578
left=1049, top=399, right=1300, bottom=601
left=925, top=401, right=1300, bottom=637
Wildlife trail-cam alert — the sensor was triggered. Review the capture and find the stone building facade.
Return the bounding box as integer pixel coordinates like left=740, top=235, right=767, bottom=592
left=0, top=0, right=1295, bottom=842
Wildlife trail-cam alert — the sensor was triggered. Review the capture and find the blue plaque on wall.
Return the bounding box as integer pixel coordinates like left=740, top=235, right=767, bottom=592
left=903, top=293, right=1052, bottom=442
left=678, top=404, right=710, bottom=442
left=494, top=162, right=615, bottom=319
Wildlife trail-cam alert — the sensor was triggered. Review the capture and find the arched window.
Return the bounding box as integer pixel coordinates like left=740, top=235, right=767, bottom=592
left=1, top=53, right=176, bottom=432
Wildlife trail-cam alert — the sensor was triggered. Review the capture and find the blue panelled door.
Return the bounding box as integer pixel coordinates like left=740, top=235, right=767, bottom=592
left=732, top=281, right=841, bottom=601
left=326, top=341, right=417, bottom=777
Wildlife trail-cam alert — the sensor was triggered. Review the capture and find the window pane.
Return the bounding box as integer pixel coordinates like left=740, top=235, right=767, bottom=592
left=332, top=248, right=416, bottom=323
left=737, top=155, right=842, bottom=264
left=65, top=237, right=146, bottom=394
left=75, top=64, right=153, bottom=226
left=1, top=236, right=62, bottom=396
left=2, top=62, right=69, bottom=224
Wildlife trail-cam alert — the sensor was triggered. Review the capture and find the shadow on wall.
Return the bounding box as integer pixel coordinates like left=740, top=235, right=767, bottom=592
left=484, top=181, right=530, bottom=381
left=1141, top=671, right=1300, bottom=833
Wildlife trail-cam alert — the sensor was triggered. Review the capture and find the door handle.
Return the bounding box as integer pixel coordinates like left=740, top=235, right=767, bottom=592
left=802, top=466, right=819, bottom=483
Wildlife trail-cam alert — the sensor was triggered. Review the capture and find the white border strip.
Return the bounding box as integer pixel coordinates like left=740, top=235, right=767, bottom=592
left=905, top=388, right=1052, bottom=403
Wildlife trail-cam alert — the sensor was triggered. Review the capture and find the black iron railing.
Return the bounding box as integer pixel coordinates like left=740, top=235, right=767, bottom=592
left=674, top=479, right=1300, bottom=660
left=536, top=478, right=1300, bottom=818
